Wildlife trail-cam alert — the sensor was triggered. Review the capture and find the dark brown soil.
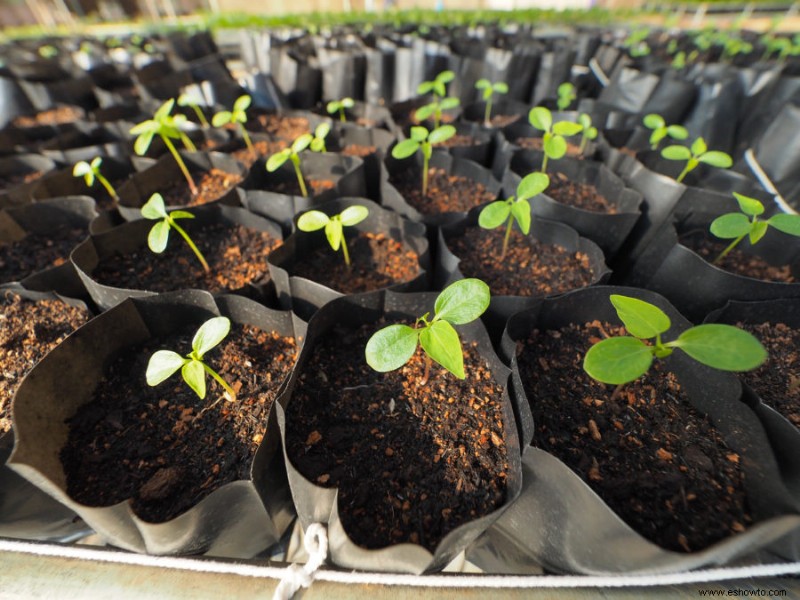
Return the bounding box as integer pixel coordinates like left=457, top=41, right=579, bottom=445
left=682, top=232, right=796, bottom=283
left=0, top=226, right=86, bottom=284
left=86, top=178, right=127, bottom=212
left=60, top=322, right=297, bottom=522
left=0, top=171, right=45, bottom=190
left=437, top=134, right=481, bottom=149
left=13, top=106, right=83, bottom=127
left=264, top=176, right=336, bottom=198
left=91, top=222, right=279, bottom=294
left=288, top=232, right=420, bottom=294
left=0, top=292, right=90, bottom=434
left=159, top=167, right=243, bottom=208
left=390, top=168, right=497, bottom=216
left=739, top=321, right=800, bottom=427
left=340, top=144, right=376, bottom=158
left=285, top=322, right=508, bottom=551
left=516, top=321, right=751, bottom=552
left=446, top=227, right=595, bottom=296
left=545, top=171, right=618, bottom=214
left=231, top=139, right=288, bottom=166
left=409, top=111, right=455, bottom=126
left=254, top=115, right=310, bottom=141
left=516, top=137, right=583, bottom=157
left=486, top=114, right=520, bottom=128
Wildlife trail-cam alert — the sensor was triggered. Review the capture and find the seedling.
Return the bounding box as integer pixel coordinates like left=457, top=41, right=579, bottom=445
left=146, top=316, right=236, bottom=401
left=622, top=28, right=651, bottom=57
left=528, top=107, right=583, bottom=173
left=177, top=92, right=210, bottom=129
left=296, top=205, right=369, bottom=267
left=415, top=70, right=460, bottom=129
left=365, top=278, right=490, bottom=385
left=73, top=157, right=119, bottom=204
left=309, top=123, right=331, bottom=153
left=212, top=95, right=255, bottom=155
left=390, top=124, right=456, bottom=196
left=710, top=193, right=800, bottom=264
left=130, top=99, right=198, bottom=196
left=39, top=45, right=58, bottom=58
left=583, top=294, right=766, bottom=386
left=327, top=97, right=355, bottom=122
left=556, top=82, right=576, bottom=112
left=577, top=114, right=597, bottom=154
left=643, top=114, right=688, bottom=151
left=661, top=137, right=732, bottom=184
left=266, top=134, right=314, bottom=197
left=479, top=172, right=549, bottom=259
left=141, top=192, right=209, bottom=273
left=475, top=78, right=508, bottom=125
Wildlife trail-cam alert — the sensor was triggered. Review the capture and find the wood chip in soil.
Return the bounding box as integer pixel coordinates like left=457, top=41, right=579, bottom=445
left=254, top=115, right=310, bottom=141
left=0, top=226, right=87, bottom=284
left=285, top=323, right=509, bottom=551
left=545, top=171, right=618, bottom=214
left=60, top=323, right=297, bottom=522
left=390, top=168, right=496, bottom=216
left=13, top=106, right=83, bottom=127
left=446, top=227, right=595, bottom=296
left=516, top=137, right=583, bottom=157
left=0, top=292, right=90, bottom=434
left=159, top=168, right=242, bottom=208
left=516, top=321, right=751, bottom=552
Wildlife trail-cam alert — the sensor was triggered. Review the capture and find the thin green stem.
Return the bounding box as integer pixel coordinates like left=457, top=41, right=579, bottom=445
left=169, top=218, right=210, bottom=272
left=676, top=163, right=691, bottom=183
left=240, top=124, right=255, bottom=155
left=484, top=98, right=492, bottom=126
left=201, top=362, right=236, bottom=401
left=162, top=135, right=198, bottom=195
left=579, top=134, right=588, bottom=154
left=193, top=105, right=209, bottom=128
left=714, top=233, right=746, bottom=265
left=541, top=152, right=549, bottom=174
left=179, top=131, right=197, bottom=153
left=339, top=107, right=346, bottom=122
left=422, top=152, right=430, bottom=197
left=95, top=173, right=119, bottom=202
left=291, top=155, right=308, bottom=197
left=501, top=215, right=513, bottom=260
left=434, top=105, right=441, bottom=129
left=341, top=232, right=351, bottom=267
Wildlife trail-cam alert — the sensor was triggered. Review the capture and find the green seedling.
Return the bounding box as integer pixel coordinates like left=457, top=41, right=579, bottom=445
left=710, top=193, right=800, bottom=264
left=623, top=27, right=651, bottom=57
left=583, top=294, right=767, bottom=386
left=475, top=78, right=508, bottom=126
left=528, top=107, right=583, bottom=173
left=141, top=192, right=209, bottom=273
left=479, top=172, right=549, bottom=259
left=39, top=45, right=58, bottom=58
left=661, top=137, right=732, bottom=184
left=146, top=316, right=236, bottom=401
left=212, top=94, right=255, bottom=155
left=415, top=70, right=460, bottom=129
left=642, top=114, right=688, bottom=151
left=391, top=124, right=456, bottom=196
left=556, top=82, right=576, bottom=111
left=266, top=134, right=314, bottom=197
left=327, top=97, right=355, bottom=122
left=365, top=278, right=490, bottom=385
left=309, top=123, right=331, bottom=153
left=296, top=205, right=369, bottom=267
left=178, top=92, right=210, bottom=129
left=577, top=114, right=598, bottom=154
left=130, top=99, right=198, bottom=196
left=73, top=157, right=119, bottom=204
left=721, top=36, right=753, bottom=62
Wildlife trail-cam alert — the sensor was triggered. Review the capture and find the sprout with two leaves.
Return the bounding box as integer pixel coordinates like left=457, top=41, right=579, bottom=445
left=661, top=137, right=732, bottom=184
left=73, top=157, right=119, bottom=204
left=528, top=107, right=583, bottom=173
left=266, top=134, right=315, bottom=197
left=475, top=78, right=508, bottom=126
left=141, top=192, right=209, bottom=273
left=643, top=114, right=688, bottom=151
left=296, top=205, right=369, bottom=267
left=415, top=70, right=460, bottom=129
left=577, top=114, right=598, bottom=154
left=177, top=92, right=210, bottom=129
left=390, top=124, right=456, bottom=197
left=146, top=316, right=237, bottom=401
left=556, top=82, right=576, bottom=112
left=308, top=123, right=331, bottom=153
left=212, top=95, right=255, bottom=155
left=327, top=97, right=355, bottom=122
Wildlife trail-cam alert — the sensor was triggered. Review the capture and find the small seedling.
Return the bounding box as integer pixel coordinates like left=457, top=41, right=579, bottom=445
left=212, top=95, right=255, bottom=155
left=661, top=137, right=733, bottom=184
left=146, top=316, right=236, bottom=401
left=390, top=124, right=456, bottom=196
left=365, top=278, right=490, bottom=385
left=296, top=205, right=369, bottom=267
left=415, top=70, right=460, bottom=129
left=39, top=45, right=58, bottom=58
left=266, top=134, right=314, bottom=197
left=710, top=193, right=800, bottom=264
left=642, top=114, right=688, bottom=151
left=528, top=107, right=583, bottom=173
left=583, top=294, right=766, bottom=386
left=556, top=82, right=576, bottom=111
left=309, top=123, right=331, bottom=153
left=73, top=157, right=119, bottom=204
left=178, top=92, right=210, bottom=129
left=327, top=97, right=355, bottom=122
left=141, top=192, right=209, bottom=273
left=622, top=28, right=651, bottom=57
left=478, top=172, right=549, bottom=259
left=577, top=114, right=598, bottom=154
left=475, top=78, right=508, bottom=125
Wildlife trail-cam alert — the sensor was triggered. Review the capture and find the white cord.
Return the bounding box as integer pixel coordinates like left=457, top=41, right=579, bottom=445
left=744, top=148, right=798, bottom=215
left=272, top=524, right=328, bottom=600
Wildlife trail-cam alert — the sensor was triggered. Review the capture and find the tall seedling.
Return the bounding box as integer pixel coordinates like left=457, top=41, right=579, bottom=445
left=416, top=70, right=460, bottom=129
left=528, top=107, right=583, bottom=173
left=390, top=125, right=456, bottom=197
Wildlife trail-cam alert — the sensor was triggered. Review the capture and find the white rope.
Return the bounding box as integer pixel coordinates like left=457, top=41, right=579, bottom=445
left=272, top=523, right=328, bottom=600
left=745, top=148, right=798, bottom=215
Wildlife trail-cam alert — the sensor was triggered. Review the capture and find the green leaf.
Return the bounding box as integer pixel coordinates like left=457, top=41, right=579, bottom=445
left=365, top=324, right=419, bottom=372
left=661, top=145, right=692, bottom=161
left=414, top=103, right=436, bottom=122
left=292, top=134, right=312, bottom=153
left=212, top=111, right=232, bottom=127
left=511, top=198, right=531, bottom=234
left=583, top=336, right=654, bottom=385
left=147, top=221, right=170, bottom=253
left=768, top=213, right=800, bottom=237
left=643, top=114, right=665, bottom=129
left=517, top=172, right=550, bottom=200
left=129, top=120, right=157, bottom=136
left=84, top=172, right=95, bottom=186
left=326, top=101, right=338, bottom=114
left=392, top=139, right=420, bottom=159
left=552, top=121, right=583, bottom=136
left=578, top=114, right=592, bottom=129
left=154, top=99, right=175, bottom=121
left=710, top=213, right=751, bottom=239
left=169, top=210, right=194, bottom=220
left=543, top=135, right=567, bottom=160
left=610, top=294, right=671, bottom=339
left=749, top=220, right=769, bottom=244
left=146, top=350, right=187, bottom=386
left=528, top=107, right=552, bottom=132
left=234, top=94, right=251, bottom=112
left=177, top=92, right=193, bottom=107
left=733, top=192, right=765, bottom=216
left=475, top=78, right=490, bottom=90
left=698, top=151, right=733, bottom=168
left=428, top=125, right=456, bottom=145
left=494, top=82, right=509, bottom=94
left=482, top=87, right=493, bottom=101
left=433, top=81, right=446, bottom=97
left=673, top=324, right=767, bottom=371
left=266, top=150, right=291, bottom=171
left=325, top=219, right=343, bottom=251
left=192, top=316, right=231, bottom=358
left=691, top=137, right=707, bottom=155
left=340, top=205, right=369, bottom=226
left=141, top=193, right=168, bottom=220
left=315, top=123, right=331, bottom=139
left=440, top=97, right=460, bottom=110
left=73, top=161, right=92, bottom=177
left=437, top=70, right=455, bottom=84
left=310, top=138, right=325, bottom=152
left=434, top=278, right=491, bottom=325
left=133, top=130, right=155, bottom=156
left=420, top=320, right=464, bottom=379
left=409, top=126, right=428, bottom=142
left=297, top=210, right=330, bottom=232
left=182, top=360, right=206, bottom=399
left=417, top=81, right=434, bottom=95
left=667, top=125, right=689, bottom=140
left=342, top=97, right=355, bottom=108
left=587, top=127, right=598, bottom=140
left=478, top=201, right=511, bottom=230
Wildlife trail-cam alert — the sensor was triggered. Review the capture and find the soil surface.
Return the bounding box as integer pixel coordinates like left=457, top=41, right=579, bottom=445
left=485, top=114, right=520, bottom=128
left=13, top=106, right=83, bottom=127
left=285, top=322, right=509, bottom=551
left=390, top=168, right=497, bottom=216
left=545, top=171, right=618, bottom=214
left=288, top=232, right=420, bottom=294
left=681, top=232, right=796, bottom=283
left=0, top=292, right=90, bottom=434
left=263, top=176, right=336, bottom=198
left=0, top=171, right=46, bottom=191
left=60, top=323, right=297, bottom=522
left=91, top=222, right=279, bottom=294
left=516, top=320, right=751, bottom=552
left=0, top=226, right=87, bottom=284
left=159, top=167, right=243, bottom=208
left=516, top=137, right=583, bottom=157
left=254, top=115, right=310, bottom=141
left=340, top=144, right=376, bottom=158
left=446, top=227, right=596, bottom=296
left=437, top=134, right=481, bottom=149
left=231, top=139, right=288, bottom=166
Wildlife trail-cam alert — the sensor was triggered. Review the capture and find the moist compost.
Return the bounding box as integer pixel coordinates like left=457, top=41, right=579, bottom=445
left=340, top=144, right=376, bottom=158
left=516, top=321, right=751, bottom=552
left=437, top=134, right=481, bottom=148
left=0, top=292, right=90, bottom=434
left=446, top=227, right=595, bottom=296
left=60, top=323, right=297, bottom=522
left=159, top=167, right=243, bottom=208
left=91, top=221, right=279, bottom=294
left=12, top=106, right=83, bottom=127
left=254, top=115, right=310, bottom=141
left=288, top=232, right=420, bottom=294
left=544, top=171, right=618, bottom=214
left=0, top=226, right=86, bottom=284
left=390, top=168, right=496, bottom=216
left=516, top=137, right=583, bottom=157
left=285, top=323, right=509, bottom=551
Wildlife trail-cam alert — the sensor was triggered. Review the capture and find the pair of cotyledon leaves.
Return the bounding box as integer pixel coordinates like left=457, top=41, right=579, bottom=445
left=296, top=205, right=369, bottom=252
left=528, top=107, right=584, bottom=161
left=710, top=192, right=800, bottom=245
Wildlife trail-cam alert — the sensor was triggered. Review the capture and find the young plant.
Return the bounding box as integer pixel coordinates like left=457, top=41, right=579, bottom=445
left=390, top=124, right=456, bottom=196
left=710, top=193, right=800, bottom=264
left=528, top=107, right=583, bottom=173
left=475, top=78, right=509, bottom=125
left=212, top=94, right=255, bottom=155
left=266, top=134, right=314, bottom=197
left=577, top=114, right=598, bottom=154
left=73, top=157, right=119, bottom=204
left=478, top=172, right=549, bottom=259
left=661, top=137, right=733, bottom=184
left=622, top=28, right=651, bottom=57
left=365, top=278, right=490, bottom=385
left=308, top=123, right=331, bottom=153
left=130, top=99, right=198, bottom=196
left=296, top=205, right=369, bottom=267
left=146, top=316, right=236, bottom=401
left=583, top=294, right=766, bottom=386
left=643, top=114, right=688, bottom=151
left=177, top=91, right=210, bottom=129
left=415, top=70, right=460, bottom=129
left=556, top=82, right=576, bottom=111
left=327, top=97, right=355, bottom=122
left=141, top=192, right=209, bottom=273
